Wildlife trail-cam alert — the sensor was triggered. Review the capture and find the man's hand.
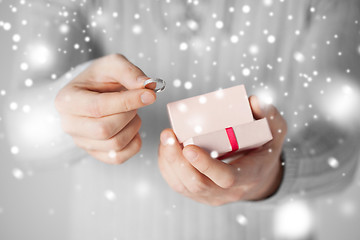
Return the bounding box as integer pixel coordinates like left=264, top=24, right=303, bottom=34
left=55, top=54, right=156, bottom=164
left=158, top=96, right=287, bottom=205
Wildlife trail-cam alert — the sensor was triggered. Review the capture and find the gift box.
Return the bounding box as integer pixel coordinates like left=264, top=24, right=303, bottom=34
left=166, top=85, right=273, bottom=158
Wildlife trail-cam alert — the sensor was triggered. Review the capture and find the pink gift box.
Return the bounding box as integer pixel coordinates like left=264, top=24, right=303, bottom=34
left=167, top=85, right=273, bottom=158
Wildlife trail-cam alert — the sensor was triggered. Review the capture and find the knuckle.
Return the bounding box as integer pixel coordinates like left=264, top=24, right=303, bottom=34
left=127, top=64, right=142, bottom=75
left=133, top=135, right=142, bottom=153
left=221, top=174, right=236, bottom=189
left=54, top=89, right=68, bottom=113
left=189, top=180, right=207, bottom=194
left=107, top=151, right=127, bottom=165
left=132, top=115, right=142, bottom=131
left=198, top=161, right=211, bottom=174
left=114, top=155, right=127, bottom=164
left=88, top=95, right=103, bottom=117
left=95, top=122, right=112, bottom=140
left=98, top=74, right=114, bottom=83
left=120, top=96, right=132, bottom=112
left=109, top=136, right=125, bottom=151
left=172, top=183, right=186, bottom=193
left=135, top=115, right=142, bottom=127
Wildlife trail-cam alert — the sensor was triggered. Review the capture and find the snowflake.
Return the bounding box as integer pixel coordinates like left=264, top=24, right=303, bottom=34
left=230, top=35, right=239, bottom=43
left=24, top=78, right=33, bottom=87
left=210, top=151, right=219, bottom=158
left=249, top=45, right=259, bottom=55
left=267, top=35, right=276, bottom=44
left=179, top=42, right=188, bottom=51
left=327, top=157, right=339, bottom=168
left=173, top=79, right=181, bottom=88
left=3, top=22, right=11, bottom=31
left=20, top=62, right=29, bottom=71
left=294, top=52, right=305, bottom=62
left=12, top=34, right=21, bottom=42
left=12, top=168, right=24, bottom=179
left=104, top=190, right=117, bottom=201
left=236, top=214, right=248, bottom=226
left=263, top=0, right=273, bottom=6
left=242, top=5, right=251, bottom=14
left=132, top=24, right=142, bottom=34
left=184, top=81, right=192, bottom=89
left=242, top=68, right=251, bottom=76
left=215, top=20, right=224, bottom=29
left=9, top=102, right=18, bottom=110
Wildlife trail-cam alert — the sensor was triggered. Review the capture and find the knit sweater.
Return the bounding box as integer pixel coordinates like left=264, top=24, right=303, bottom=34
left=6, top=0, right=360, bottom=239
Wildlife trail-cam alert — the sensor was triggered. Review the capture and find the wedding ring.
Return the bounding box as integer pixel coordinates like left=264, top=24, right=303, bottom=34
left=144, top=78, right=166, bottom=93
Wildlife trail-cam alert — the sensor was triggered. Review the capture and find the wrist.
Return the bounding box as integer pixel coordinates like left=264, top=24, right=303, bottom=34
left=248, top=151, right=285, bottom=201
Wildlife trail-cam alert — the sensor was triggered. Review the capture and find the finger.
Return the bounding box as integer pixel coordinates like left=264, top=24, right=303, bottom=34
left=249, top=95, right=287, bottom=148
left=72, top=115, right=142, bottom=151
left=61, top=111, right=137, bottom=140
left=85, top=54, right=150, bottom=90
left=183, top=145, right=237, bottom=189
left=96, top=88, right=156, bottom=115
left=56, top=85, right=156, bottom=117
left=261, top=105, right=287, bottom=150
left=159, top=129, right=211, bottom=194
left=158, top=148, right=188, bottom=194
left=88, top=133, right=142, bottom=165
left=72, top=81, right=125, bottom=93
left=248, top=95, right=265, bottom=119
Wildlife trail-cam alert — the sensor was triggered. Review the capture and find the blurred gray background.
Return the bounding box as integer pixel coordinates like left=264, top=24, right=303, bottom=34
left=1, top=3, right=360, bottom=240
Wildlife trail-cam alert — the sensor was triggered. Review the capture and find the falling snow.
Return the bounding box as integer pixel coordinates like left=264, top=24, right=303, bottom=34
left=0, top=0, right=359, bottom=238
left=236, top=214, right=248, bottom=226
left=12, top=168, right=24, bottom=179
left=328, top=157, right=339, bottom=168
left=104, top=190, right=117, bottom=201
left=173, top=79, right=181, bottom=88
left=179, top=42, right=188, bottom=51
left=267, top=35, right=276, bottom=44
left=242, top=5, right=251, bottom=14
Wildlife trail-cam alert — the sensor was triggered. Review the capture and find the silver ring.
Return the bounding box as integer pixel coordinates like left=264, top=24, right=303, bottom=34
left=144, top=78, right=166, bottom=93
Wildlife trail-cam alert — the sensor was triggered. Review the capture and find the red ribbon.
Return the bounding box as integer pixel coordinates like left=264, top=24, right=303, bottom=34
left=225, top=127, right=239, bottom=152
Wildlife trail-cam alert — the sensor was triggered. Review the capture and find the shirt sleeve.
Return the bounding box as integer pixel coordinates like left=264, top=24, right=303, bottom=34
left=4, top=0, right=103, bottom=168
left=266, top=0, right=360, bottom=203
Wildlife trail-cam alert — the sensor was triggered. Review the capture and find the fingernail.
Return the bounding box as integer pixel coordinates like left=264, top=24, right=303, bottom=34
left=137, top=75, right=149, bottom=83
left=257, top=96, right=267, bottom=113
left=160, top=131, right=175, bottom=146
left=253, top=96, right=265, bottom=118
left=183, top=149, right=198, bottom=162
left=141, top=91, right=155, bottom=105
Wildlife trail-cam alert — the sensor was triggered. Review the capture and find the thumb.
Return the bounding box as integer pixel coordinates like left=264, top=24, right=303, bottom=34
left=89, top=54, right=150, bottom=90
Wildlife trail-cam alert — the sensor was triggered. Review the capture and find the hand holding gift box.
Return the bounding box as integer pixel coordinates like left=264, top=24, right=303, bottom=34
left=167, top=85, right=273, bottom=159
left=158, top=85, right=288, bottom=204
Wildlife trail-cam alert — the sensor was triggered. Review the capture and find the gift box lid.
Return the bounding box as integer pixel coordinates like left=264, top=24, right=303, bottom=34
left=183, top=118, right=273, bottom=155
left=167, top=85, right=254, bottom=143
